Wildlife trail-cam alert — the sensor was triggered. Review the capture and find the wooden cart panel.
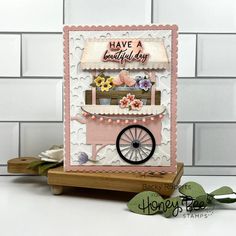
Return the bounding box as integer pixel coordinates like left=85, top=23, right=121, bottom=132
left=85, top=90, right=161, bottom=105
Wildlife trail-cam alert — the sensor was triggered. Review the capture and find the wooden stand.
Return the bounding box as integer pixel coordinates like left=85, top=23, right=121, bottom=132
left=48, top=163, right=183, bottom=197
left=7, top=157, right=39, bottom=174
left=7, top=157, right=183, bottom=197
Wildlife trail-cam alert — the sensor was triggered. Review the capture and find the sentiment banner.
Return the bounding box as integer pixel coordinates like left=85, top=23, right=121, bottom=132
left=80, top=38, right=169, bottom=70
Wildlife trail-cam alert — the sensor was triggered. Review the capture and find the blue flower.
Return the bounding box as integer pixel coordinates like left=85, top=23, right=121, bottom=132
left=135, top=75, right=143, bottom=83
left=135, top=76, right=144, bottom=88
left=78, top=152, right=89, bottom=164
left=139, top=79, right=152, bottom=91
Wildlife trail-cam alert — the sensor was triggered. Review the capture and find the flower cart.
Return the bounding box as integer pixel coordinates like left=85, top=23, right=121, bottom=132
left=72, top=70, right=166, bottom=164
left=78, top=105, right=165, bottom=164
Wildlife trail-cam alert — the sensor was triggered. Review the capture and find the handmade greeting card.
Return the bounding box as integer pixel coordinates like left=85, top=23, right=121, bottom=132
left=64, top=25, right=178, bottom=173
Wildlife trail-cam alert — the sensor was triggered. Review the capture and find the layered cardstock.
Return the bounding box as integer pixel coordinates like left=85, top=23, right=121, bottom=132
left=63, top=25, right=178, bottom=173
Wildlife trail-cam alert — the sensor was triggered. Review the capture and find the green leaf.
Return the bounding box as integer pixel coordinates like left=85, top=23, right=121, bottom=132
left=38, top=162, right=62, bottom=175
left=206, top=194, right=215, bottom=204
left=127, top=191, right=164, bottom=215
left=214, top=198, right=236, bottom=204
left=162, top=197, right=182, bottom=218
left=99, top=73, right=105, bottom=78
left=27, top=160, right=44, bottom=169
left=90, top=82, right=96, bottom=87
left=194, top=195, right=208, bottom=208
left=179, top=181, right=206, bottom=198
left=210, top=186, right=234, bottom=196
left=211, top=187, right=236, bottom=204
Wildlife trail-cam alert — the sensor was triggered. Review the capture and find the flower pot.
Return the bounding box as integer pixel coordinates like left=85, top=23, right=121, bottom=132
left=141, top=99, right=147, bottom=105
left=115, top=86, right=139, bottom=91
left=99, top=98, right=111, bottom=105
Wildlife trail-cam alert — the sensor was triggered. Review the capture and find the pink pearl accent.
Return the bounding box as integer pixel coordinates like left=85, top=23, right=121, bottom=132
left=91, top=115, right=96, bottom=120
left=150, top=117, right=155, bottom=121
left=99, top=117, right=104, bottom=121
left=159, top=114, right=164, bottom=119
left=133, top=119, right=137, bottom=124
left=116, top=119, right=120, bottom=124
left=125, top=120, right=129, bottom=124
left=82, top=112, right=88, bottom=117
left=108, top=118, right=112, bottom=123
left=142, top=118, right=146, bottom=123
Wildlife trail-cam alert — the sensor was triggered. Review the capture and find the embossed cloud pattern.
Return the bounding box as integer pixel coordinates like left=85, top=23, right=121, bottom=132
left=69, top=30, right=171, bottom=166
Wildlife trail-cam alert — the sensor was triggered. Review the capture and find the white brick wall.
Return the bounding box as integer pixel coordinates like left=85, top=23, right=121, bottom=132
left=0, top=35, right=21, bottom=76
left=1, top=0, right=236, bottom=175
left=153, top=0, right=236, bottom=33
left=64, top=0, right=152, bottom=25
left=22, top=34, right=63, bottom=76
left=153, top=0, right=236, bottom=175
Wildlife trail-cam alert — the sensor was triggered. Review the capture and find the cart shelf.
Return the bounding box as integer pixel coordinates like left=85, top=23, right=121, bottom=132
left=81, top=105, right=166, bottom=115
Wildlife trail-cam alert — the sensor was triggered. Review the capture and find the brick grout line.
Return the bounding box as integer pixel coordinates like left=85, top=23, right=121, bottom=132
left=18, top=122, right=21, bottom=157
left=192, top=123, right=196, bottom=166
left=195, top=33, right=198, bottom=78
left=2, top=32, right=236, bottom=35
left=63, top=0, right=65, bottom=24
left=151, top=0, right=154, bottom=23
left=0, top=76, right=63, bottom=79
left=2, top=121, right=236, bottom=124
left=0, top=121, right=63, bottom=124
left=177, top=121, right=236, bottom=123
left=20, top=33, right=23, bottom=77
left=3, top=77, right=236, bottom=81
left=62, top=81, right=64, bottom=122
left=178, top=77, right=236, bottom=79
left=0, top=32, right=62, bottom=34
left=0, top=32, right=236, bottom=35
left=62, top=0, right=65, bottom=121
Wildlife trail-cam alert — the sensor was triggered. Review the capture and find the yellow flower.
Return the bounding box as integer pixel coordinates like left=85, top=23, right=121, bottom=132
left=94, top=76, right=105, bottom=87
left=107, top=77, right=113, bottom=82
left=106, top=77, right=114, bottom=87
left=101, top=81, right=112, bottom=92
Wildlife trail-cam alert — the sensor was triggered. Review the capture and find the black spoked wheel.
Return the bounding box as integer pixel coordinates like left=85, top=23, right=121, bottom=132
left=116, top=125, right=156, bottom=164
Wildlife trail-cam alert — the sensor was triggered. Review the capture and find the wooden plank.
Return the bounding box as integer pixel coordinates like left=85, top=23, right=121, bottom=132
left=85, top=90, right=161, bottom=105
left=48, top=163, right=183, bottom=197
left=7, top=157, right=39, bottom=174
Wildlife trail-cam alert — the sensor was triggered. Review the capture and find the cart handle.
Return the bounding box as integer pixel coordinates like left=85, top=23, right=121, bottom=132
left=71, top=116, right=87, bottom=124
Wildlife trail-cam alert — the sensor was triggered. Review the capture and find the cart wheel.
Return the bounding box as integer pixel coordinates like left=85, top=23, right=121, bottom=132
left=116, top=125, right=156, bottom=164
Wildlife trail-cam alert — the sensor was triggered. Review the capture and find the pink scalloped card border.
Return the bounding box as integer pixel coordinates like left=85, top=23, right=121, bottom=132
left=63, top=25, right=178, bottom=173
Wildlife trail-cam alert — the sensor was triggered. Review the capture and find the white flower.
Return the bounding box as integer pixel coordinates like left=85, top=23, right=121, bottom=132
left=38, top=149, right=63, bottom=163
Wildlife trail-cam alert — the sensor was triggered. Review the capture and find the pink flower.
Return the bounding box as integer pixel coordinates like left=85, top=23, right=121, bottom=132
left=112, top=76, right=123, bottom=86
left=119, top=70, right=129, bottom=82
left=130, top=99, right=143, bottom=110
left=126, top=93, right=135, bottom=102
left=113, top=70, right=136, bottom=87
left=119, top=96, right=130, bottom=108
